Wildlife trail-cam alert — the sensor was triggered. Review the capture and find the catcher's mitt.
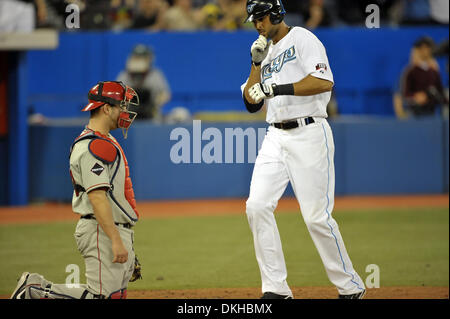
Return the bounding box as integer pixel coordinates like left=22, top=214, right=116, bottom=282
left=129, top=255, right=142, bottom=282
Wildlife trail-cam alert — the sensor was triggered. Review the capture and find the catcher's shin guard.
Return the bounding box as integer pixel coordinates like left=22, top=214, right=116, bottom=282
left=25, top=284, right=100, bottom=299
left=11, top=272, right=98, bottom=299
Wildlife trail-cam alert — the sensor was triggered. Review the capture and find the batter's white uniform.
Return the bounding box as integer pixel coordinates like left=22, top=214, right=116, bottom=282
left=241, top=27, right=365, bottom=296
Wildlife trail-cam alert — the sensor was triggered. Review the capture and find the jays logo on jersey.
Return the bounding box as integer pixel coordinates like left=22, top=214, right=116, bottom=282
left=262, top=46, right=296, bottom=83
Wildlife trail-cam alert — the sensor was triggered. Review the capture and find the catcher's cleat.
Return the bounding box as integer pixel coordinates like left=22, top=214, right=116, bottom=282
left=261, top=292, right=293, bottom=299
left=338, top=289, right=366, bottom=299
left=10, top=272, right=30, bottom=299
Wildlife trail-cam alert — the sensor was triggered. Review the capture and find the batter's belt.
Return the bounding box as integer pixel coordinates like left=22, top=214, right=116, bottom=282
left=80, top=214, right=133, bottom=229
left=270, top=117, right=315, bottom=130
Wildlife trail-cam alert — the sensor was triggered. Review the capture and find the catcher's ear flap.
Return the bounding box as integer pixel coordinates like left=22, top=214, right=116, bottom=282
left=88, top=139, right=118, bottom=164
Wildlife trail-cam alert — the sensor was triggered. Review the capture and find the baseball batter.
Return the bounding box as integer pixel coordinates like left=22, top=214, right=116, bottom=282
left=241, top=0, right=366, bottom=299
left=11, top=81, right=142, bottom=299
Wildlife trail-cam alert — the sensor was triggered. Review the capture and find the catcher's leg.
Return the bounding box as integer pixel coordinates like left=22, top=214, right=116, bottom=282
left=246, top=128, right=292, bottom=297
left=10, top=272, right=99, bottom=299
left=78, top=220, right=135, bottom=298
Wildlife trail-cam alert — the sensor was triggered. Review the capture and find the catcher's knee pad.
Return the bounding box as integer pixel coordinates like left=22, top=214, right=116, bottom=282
left=27, top=273, right=52, bottom=287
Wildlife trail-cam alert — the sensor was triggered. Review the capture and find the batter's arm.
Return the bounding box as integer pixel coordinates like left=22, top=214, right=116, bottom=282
left=243, top=35, right=271, bottom=110
left=292, top=74, right=333, bottom=96
left=88, top=189, right=128, bottom=264
left=244, top=64, right=264, bottom=104
left=248, top=74, right=333, bottom=103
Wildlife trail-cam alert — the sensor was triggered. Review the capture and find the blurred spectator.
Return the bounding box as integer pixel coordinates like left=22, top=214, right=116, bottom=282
left=283, top=0, right=303, bottom=26
left=165, top=106, right=192, bottom=124
left=226, top=0, right=250, bottom=30
left=433, top=38, right=449, bottom=116
left=55, top=0, right=137, bottom=30
left=433, top=38, right=449, bottom=72
left=394, top=37, right=448, bottom=119
left=429, top=0, right=449, bottom=24
left=191, top=0, right=209, bottom=8
left=162, top=0, right=202, bottom=30
left=130, top=0, right=168, bottom=30
left=0, top=0, right=37, bottom=32
left=326, top=91, right=339, bottom=119
left=43, top=0, right=119, bottom=31
left=200, top=1, right=224, bottom=29
left=34, top=0, right=48, bottom=26
left=39, top=0, right=67, bottom=29
left=75, top=0, right=113, bottom=30
left=335, top=0, right=367, bottom=25
left=110, top=0, right=137, bottom=30
left=301, top=0, right=334, bottom=30
left=395, top=0, right=433, bottom=25
left=206, top=0, right=248, bottom=31
left=117, top=44, right=171, bottom=122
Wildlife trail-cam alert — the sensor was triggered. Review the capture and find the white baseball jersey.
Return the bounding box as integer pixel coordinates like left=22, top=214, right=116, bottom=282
left=241, top=26, right=334, bottom=123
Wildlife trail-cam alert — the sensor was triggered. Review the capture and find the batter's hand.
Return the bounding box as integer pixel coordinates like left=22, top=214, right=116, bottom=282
left=251, top=35, right=271, bottom=65
left=112, top=240, right=128, bottom=264
left=249, top=83, right=274, bottom=103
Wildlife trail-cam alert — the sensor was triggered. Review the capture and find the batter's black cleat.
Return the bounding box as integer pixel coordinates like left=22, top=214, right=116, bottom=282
left=338, top=289, right=366, bottom=299
left=10, top=272, right=30, bottom=299
left=261, top=292, right=293, bottom=299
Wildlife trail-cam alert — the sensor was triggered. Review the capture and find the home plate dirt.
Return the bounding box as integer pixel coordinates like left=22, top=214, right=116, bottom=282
left=127, top=286, right=449, bottom=299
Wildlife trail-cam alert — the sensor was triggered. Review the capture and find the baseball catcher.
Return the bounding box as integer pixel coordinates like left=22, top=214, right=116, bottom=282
left=11, top=81, right=142, bottom=299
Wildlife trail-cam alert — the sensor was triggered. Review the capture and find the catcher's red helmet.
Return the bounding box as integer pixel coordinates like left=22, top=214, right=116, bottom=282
left=82, top=81, right=139, bottom=112
left=82, top=81, right=139, bottom=138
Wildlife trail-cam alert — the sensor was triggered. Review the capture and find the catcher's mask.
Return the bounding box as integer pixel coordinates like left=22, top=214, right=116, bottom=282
left=245, top=0, right=286, bottom=25
left=82, top=81, right=139, bottom=139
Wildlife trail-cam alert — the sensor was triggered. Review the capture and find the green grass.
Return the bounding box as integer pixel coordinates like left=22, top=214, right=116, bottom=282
left=0, top=207, right=448, bottom=294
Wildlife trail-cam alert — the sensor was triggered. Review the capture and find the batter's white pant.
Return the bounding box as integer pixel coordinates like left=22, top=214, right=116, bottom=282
left=246, top=118, right=365, bottom=296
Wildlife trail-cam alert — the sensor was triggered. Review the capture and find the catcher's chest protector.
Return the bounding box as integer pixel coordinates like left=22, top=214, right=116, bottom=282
left=70, top=130, right=139, bottom=222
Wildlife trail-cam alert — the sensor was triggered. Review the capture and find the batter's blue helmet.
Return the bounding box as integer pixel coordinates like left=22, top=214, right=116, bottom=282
left=245, top=0, right=286, bottom=25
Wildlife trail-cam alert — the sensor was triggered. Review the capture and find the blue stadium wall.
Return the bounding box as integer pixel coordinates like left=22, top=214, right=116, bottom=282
left=27, top=117, right=449, bottom=202
left=26, top=27, right=448, bottom=118
left=1, top=27, right=449, bottom=205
